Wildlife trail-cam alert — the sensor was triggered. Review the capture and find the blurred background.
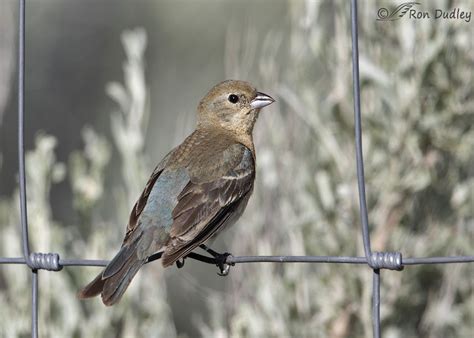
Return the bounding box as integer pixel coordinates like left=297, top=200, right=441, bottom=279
left=0, top=0, right=473, bottom=337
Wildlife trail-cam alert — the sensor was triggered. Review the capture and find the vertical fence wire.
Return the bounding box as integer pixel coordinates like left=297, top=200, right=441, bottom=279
left=18, top=0, right=30, bottom=263
left=17, top=0, right=39, bottom=337
left=372, top=270, right=381, bottom=337
left=32, top=272, right=38, bottom=338
left=350, top=1, right=382, bottom=337
left=3, top=0, right=473, bottom=337
left=350, top=0, right=372, bottom=261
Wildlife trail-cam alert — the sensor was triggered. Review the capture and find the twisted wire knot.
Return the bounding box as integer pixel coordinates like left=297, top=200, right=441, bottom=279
left=369, top=251, right=403, bottom=271
left=28, top=252, right=62, bottom=271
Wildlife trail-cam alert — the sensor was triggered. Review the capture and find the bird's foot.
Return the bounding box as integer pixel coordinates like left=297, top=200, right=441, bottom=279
left=215, top=252, right=233, bottom=276
left=176, top=257, right=186, bottom=269
left=199, top=244, right=234, bottom=276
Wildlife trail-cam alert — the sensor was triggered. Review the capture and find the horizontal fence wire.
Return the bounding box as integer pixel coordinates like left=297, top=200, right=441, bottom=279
left=0, top=0, right=472, bottom=337
left=1, top=255, right=474, bottom=267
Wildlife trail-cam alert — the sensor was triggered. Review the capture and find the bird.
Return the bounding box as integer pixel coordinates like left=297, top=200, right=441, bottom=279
left=78, top=80, right=274, bottom=306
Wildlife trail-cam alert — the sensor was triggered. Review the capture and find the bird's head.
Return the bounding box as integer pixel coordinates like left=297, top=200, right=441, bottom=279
left=197, top=80, right=274, bottom=135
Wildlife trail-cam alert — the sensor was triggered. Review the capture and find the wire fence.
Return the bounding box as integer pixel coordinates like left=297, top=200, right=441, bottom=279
left=1, top=0, right=473, bottom=337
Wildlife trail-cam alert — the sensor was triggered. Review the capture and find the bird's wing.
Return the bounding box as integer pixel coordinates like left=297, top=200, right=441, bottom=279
left=102, top=150, right=187, bottom=280
left=161, top=144, right=255, bottom=266
left=123, top=151, right=173, bottom=244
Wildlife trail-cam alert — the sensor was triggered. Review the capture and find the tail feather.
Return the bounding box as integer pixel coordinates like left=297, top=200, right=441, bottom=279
left=77, top=271, right=106, bottom=299
left=102, top=255, right=144, bottom=306
left=103, top=241, right=139, bottom=279
left=77, top=247, right=145, bottom=306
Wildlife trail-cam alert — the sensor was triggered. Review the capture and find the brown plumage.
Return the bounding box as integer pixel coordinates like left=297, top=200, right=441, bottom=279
left=78, top=80, right=274, bottom=305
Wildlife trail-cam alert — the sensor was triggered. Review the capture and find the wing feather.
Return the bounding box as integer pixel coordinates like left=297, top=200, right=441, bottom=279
left=123, top=151, right=173, bottom=243
left=162, top=145, right=255, bottom=266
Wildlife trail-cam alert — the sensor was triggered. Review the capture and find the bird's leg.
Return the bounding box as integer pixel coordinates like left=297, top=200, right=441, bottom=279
left=145, top=251, right=163, bottom=264
left=199, top=244, right=234, bottom=276
left=144, top=252, right=185, bottom=269
left=199, top=244, right=221, bottom=257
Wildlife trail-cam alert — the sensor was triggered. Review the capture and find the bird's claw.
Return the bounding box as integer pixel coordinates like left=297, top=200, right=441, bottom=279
left=197, top=245, right=234, bottom=275
left=176, top=258, right=185, bottom=269
left=216, top=253, right=233, bottom=276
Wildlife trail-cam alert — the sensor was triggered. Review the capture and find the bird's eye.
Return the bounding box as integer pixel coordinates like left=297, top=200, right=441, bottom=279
left=228, top=94, right=239, bottom=104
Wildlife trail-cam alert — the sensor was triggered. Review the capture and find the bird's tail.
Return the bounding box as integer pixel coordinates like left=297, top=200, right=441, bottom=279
left=77, top=245, right=145, bottom=306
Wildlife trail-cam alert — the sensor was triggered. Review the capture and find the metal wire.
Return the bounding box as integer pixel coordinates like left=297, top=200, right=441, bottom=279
left=0, top=0, right=472, bottom=337
left=350, top=0, right=373, bottom=262
left=1, top=255, right=472, bottom=266
left=17, top=1, right=39, bottom=337
left=31, top=271, right=38, bottom=338
left=350, top=1, right=382, bottom=336
left=373, top=270, right=381, bottom=337
left=18, top=0, right=31, bottom=265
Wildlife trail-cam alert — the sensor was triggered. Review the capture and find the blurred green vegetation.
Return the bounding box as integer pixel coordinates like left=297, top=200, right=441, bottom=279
left=0, top=0, right=472, bottom=337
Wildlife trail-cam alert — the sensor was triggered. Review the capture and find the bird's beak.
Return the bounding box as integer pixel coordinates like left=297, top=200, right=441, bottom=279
left=250, top=92, right=275, bottom=109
